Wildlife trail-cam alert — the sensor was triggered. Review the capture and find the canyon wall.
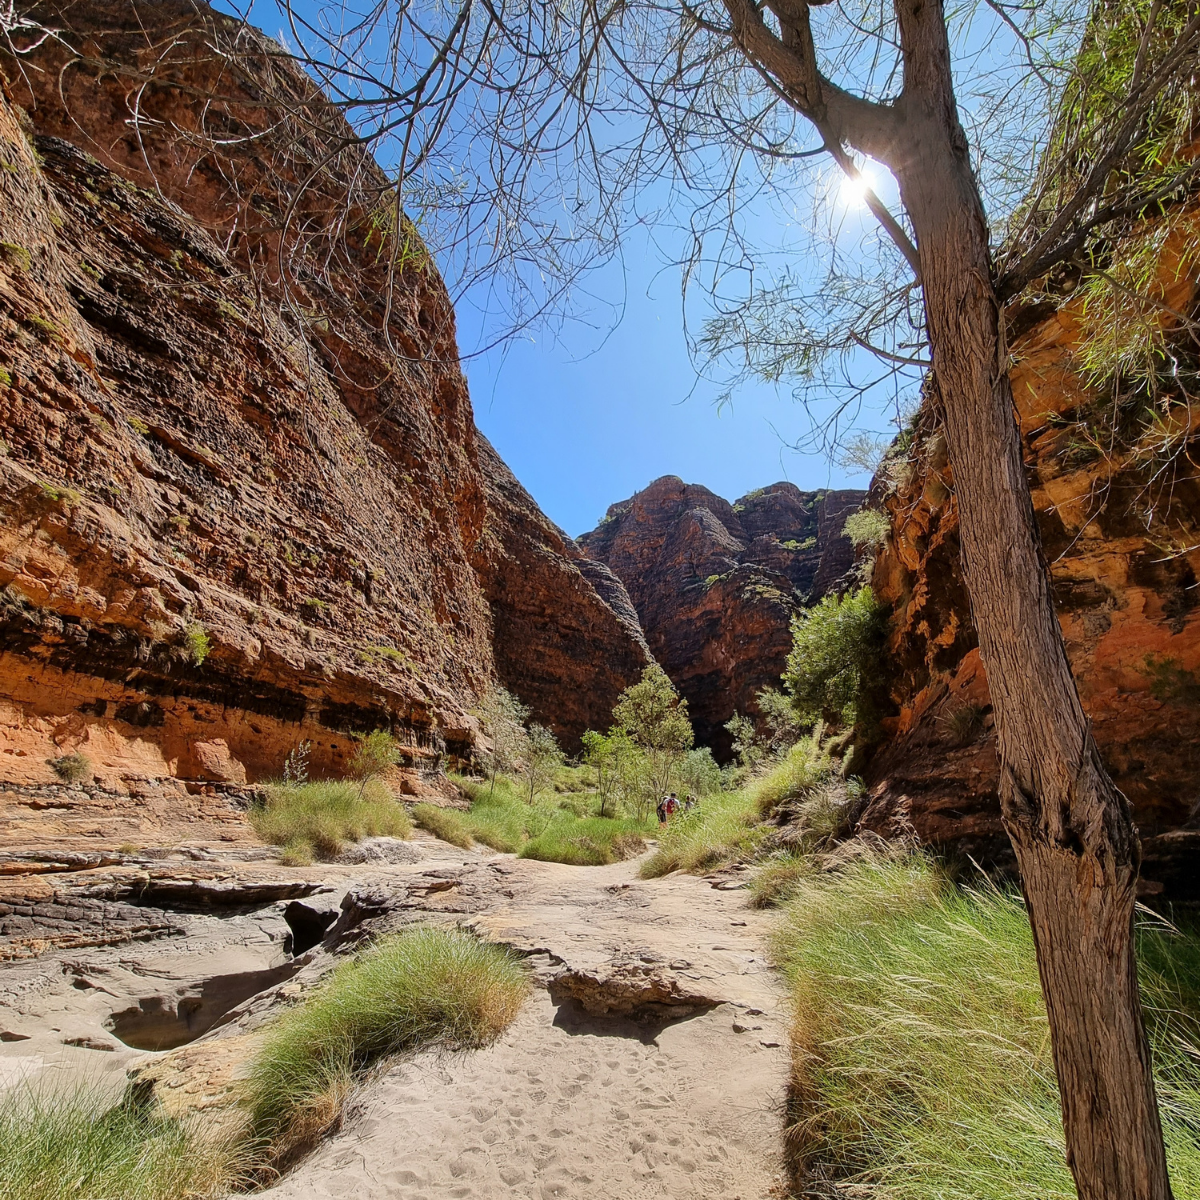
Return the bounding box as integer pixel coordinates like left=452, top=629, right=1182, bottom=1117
left=580, top=477, right=863, bottom=756
left=0, top=0, right=646, bottom=790
left=861, top=285, right=1200, bottom=897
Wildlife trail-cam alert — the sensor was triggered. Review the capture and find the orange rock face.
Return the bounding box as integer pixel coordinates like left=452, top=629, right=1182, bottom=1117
left=862, top=290, right=1200, bottom=896
left=0, top=0, right=647, bottom=789
left=580, top=477, right=863, bottom=756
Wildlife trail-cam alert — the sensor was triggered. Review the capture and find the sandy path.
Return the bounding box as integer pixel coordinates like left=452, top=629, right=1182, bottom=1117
left=268, top=856, right=790, bottom=1200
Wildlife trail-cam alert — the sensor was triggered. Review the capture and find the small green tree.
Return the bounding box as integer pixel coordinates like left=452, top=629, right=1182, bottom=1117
left=783, top=589, right=887, bottom=731
left=677, top=747, right=722, bottom=797
left=475, top=686, right=531, bottom=797
left=724, top=712, right=766, bottom=771
left=581, top=728, right=639, bottom=818
left=522, top=723, right=565, bottom=804
left=755, top=688, right=806, bottom=754
left=612, top=664, right=694, bottom=803
left=348, top=729, right=402, bottom=797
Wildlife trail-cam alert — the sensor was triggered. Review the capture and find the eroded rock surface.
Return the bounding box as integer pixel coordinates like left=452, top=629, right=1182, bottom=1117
left=863, top=285, right=1200, bottom=895
left=580, top=476, right=864, bottom=754
left=0, top=0, right=647, bottom=791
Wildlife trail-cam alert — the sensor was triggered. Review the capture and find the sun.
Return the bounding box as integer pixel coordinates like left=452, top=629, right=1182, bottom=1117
left=839, top=164, right=876, bottom=209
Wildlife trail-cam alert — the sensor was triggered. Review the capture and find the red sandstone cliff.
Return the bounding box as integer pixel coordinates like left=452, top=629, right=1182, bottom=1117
left=579, top=477, right=864, bottom=755
left=0, top=0, right=646, bottom=788
left=860, top=275, right=1200, bottom=896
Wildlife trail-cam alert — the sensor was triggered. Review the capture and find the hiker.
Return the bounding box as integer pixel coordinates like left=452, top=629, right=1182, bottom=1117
left=656, top=796, right=669, bottom=825
left=683, top=794, right=696, bottom=812
left=665, top=792, right=680, bottom=818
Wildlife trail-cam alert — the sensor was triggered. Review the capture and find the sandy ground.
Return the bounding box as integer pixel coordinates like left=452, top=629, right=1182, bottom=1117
left=267, top=856, right=790, bottom=1200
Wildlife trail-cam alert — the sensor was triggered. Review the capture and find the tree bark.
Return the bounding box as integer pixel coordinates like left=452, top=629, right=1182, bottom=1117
left=887, top=5, right=1173, bottom=1196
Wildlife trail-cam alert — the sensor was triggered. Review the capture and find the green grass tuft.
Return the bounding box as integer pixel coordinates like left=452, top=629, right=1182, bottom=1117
left=419, top=775, right=655, bottom=865
left=772, top=851, right=1200, bottom=1198
left=250, top=780, right=411, bottom=862
left=412, top=802, right=475, bottom=849
left=0, top=1084, right=238, bottom=1200
left=639, top=788, right=766, bottom=876
left=245, top=927, right=528, bottom=1164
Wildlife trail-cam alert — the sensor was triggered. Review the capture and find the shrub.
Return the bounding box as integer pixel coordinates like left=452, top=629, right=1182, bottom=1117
left=47, top=752, right=91, bottom=784
left=249, top=780, right=411, bottom=862
left=348, top=729, right=401, bottom=795
left=245, top=927, right=527, bottom=1163
left=411, top=802, right=474, bottom=849
left=842, top=508, right=890, bottom=550
left=520, top=723, right=565, bottom=802
left=183, top=622, right=211, bottom=666
left=783, top=588, right=887, bottom=729
left=942, top=702, right=986, bottom=746
left=772, top=852, right=1200, bottom=1198
left=0, top=1084, right=237, bottom=1200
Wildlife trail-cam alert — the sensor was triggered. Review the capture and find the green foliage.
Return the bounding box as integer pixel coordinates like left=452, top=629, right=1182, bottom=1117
left=427, top=775, right=655, bottom=863
left=348, top=729, right=402, bottom=792
left=783, top=588, right=887, bottom=729
left=474, top=686, right=531, bottom=791
left=842, top=508, right=890, bottom=551
left=249, top=780, right=411, bottom=862
left=756, top=686, right=806, bottom=752
left=412, top=802, right=475, bottom=849
left=676, top=747, right=722, bottom=797
left=772, top=851, right=1200, bottom=1198
left=0, top=1084, right=238, bottom=1200
left=639, top=788, right=767, bottom=877
left=47, top=752, right=91, bottom=784
left=0, top=368, right=11, bottom=388
left=612, top=664, right=694, bottom=800
left=581, top=728, right=639, bottom=817
left=780, top=537, right=816, bottom=551
left=183, top=622, right=211, bottom=666
left=521, top=723, right=565, bottom=802
left=0, top=241, right=31, bottom=270
left=37, top=481, right=82, bottom=506
left=743, top=731, right=835, bottom=817
left=127, top=416, right=150, bottom=436
left=1144, top=654, right=1200, bottom=705
left=245, top=927, right=527, bottom=1165
left=725, top=711, right=766, bottom=770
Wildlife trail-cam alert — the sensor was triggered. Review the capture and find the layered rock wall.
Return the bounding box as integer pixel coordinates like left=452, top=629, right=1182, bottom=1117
left=861, top=281, right=1200, bottom=896
left=580, top=477, right=863, bottom=755
left=0, top=0, right=646, bottom=788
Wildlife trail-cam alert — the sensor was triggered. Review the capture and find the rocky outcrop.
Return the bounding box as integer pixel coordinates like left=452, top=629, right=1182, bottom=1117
left=0, top=0, right=646, bottom=787
left=474, top=436, right=650, bottom=749
left=580, top=477, right=864, bottom=755
left=861, top=281, right=1200, bottom=897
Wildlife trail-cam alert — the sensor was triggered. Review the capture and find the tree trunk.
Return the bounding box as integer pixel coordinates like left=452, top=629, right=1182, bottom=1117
left=887, top=34, right=1174, bottom=1197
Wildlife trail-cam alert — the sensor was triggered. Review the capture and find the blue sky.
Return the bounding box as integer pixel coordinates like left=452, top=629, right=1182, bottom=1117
left=224, top=0, right=1058, bottom=539
left=457, top=241, right=872, bottom=539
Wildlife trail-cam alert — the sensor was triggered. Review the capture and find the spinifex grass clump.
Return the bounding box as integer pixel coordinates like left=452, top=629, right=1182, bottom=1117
left=641, top=735, right=834, bottom=879
left=249, top=779, right=412, bottom=864
left=0, top=1083, right=238, bottom=1200
left=417, top=775, right=654, bottom=865
left=244, top=927, right=528, bottom=1167
left=773, top=851, right=1200, bottom=1199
